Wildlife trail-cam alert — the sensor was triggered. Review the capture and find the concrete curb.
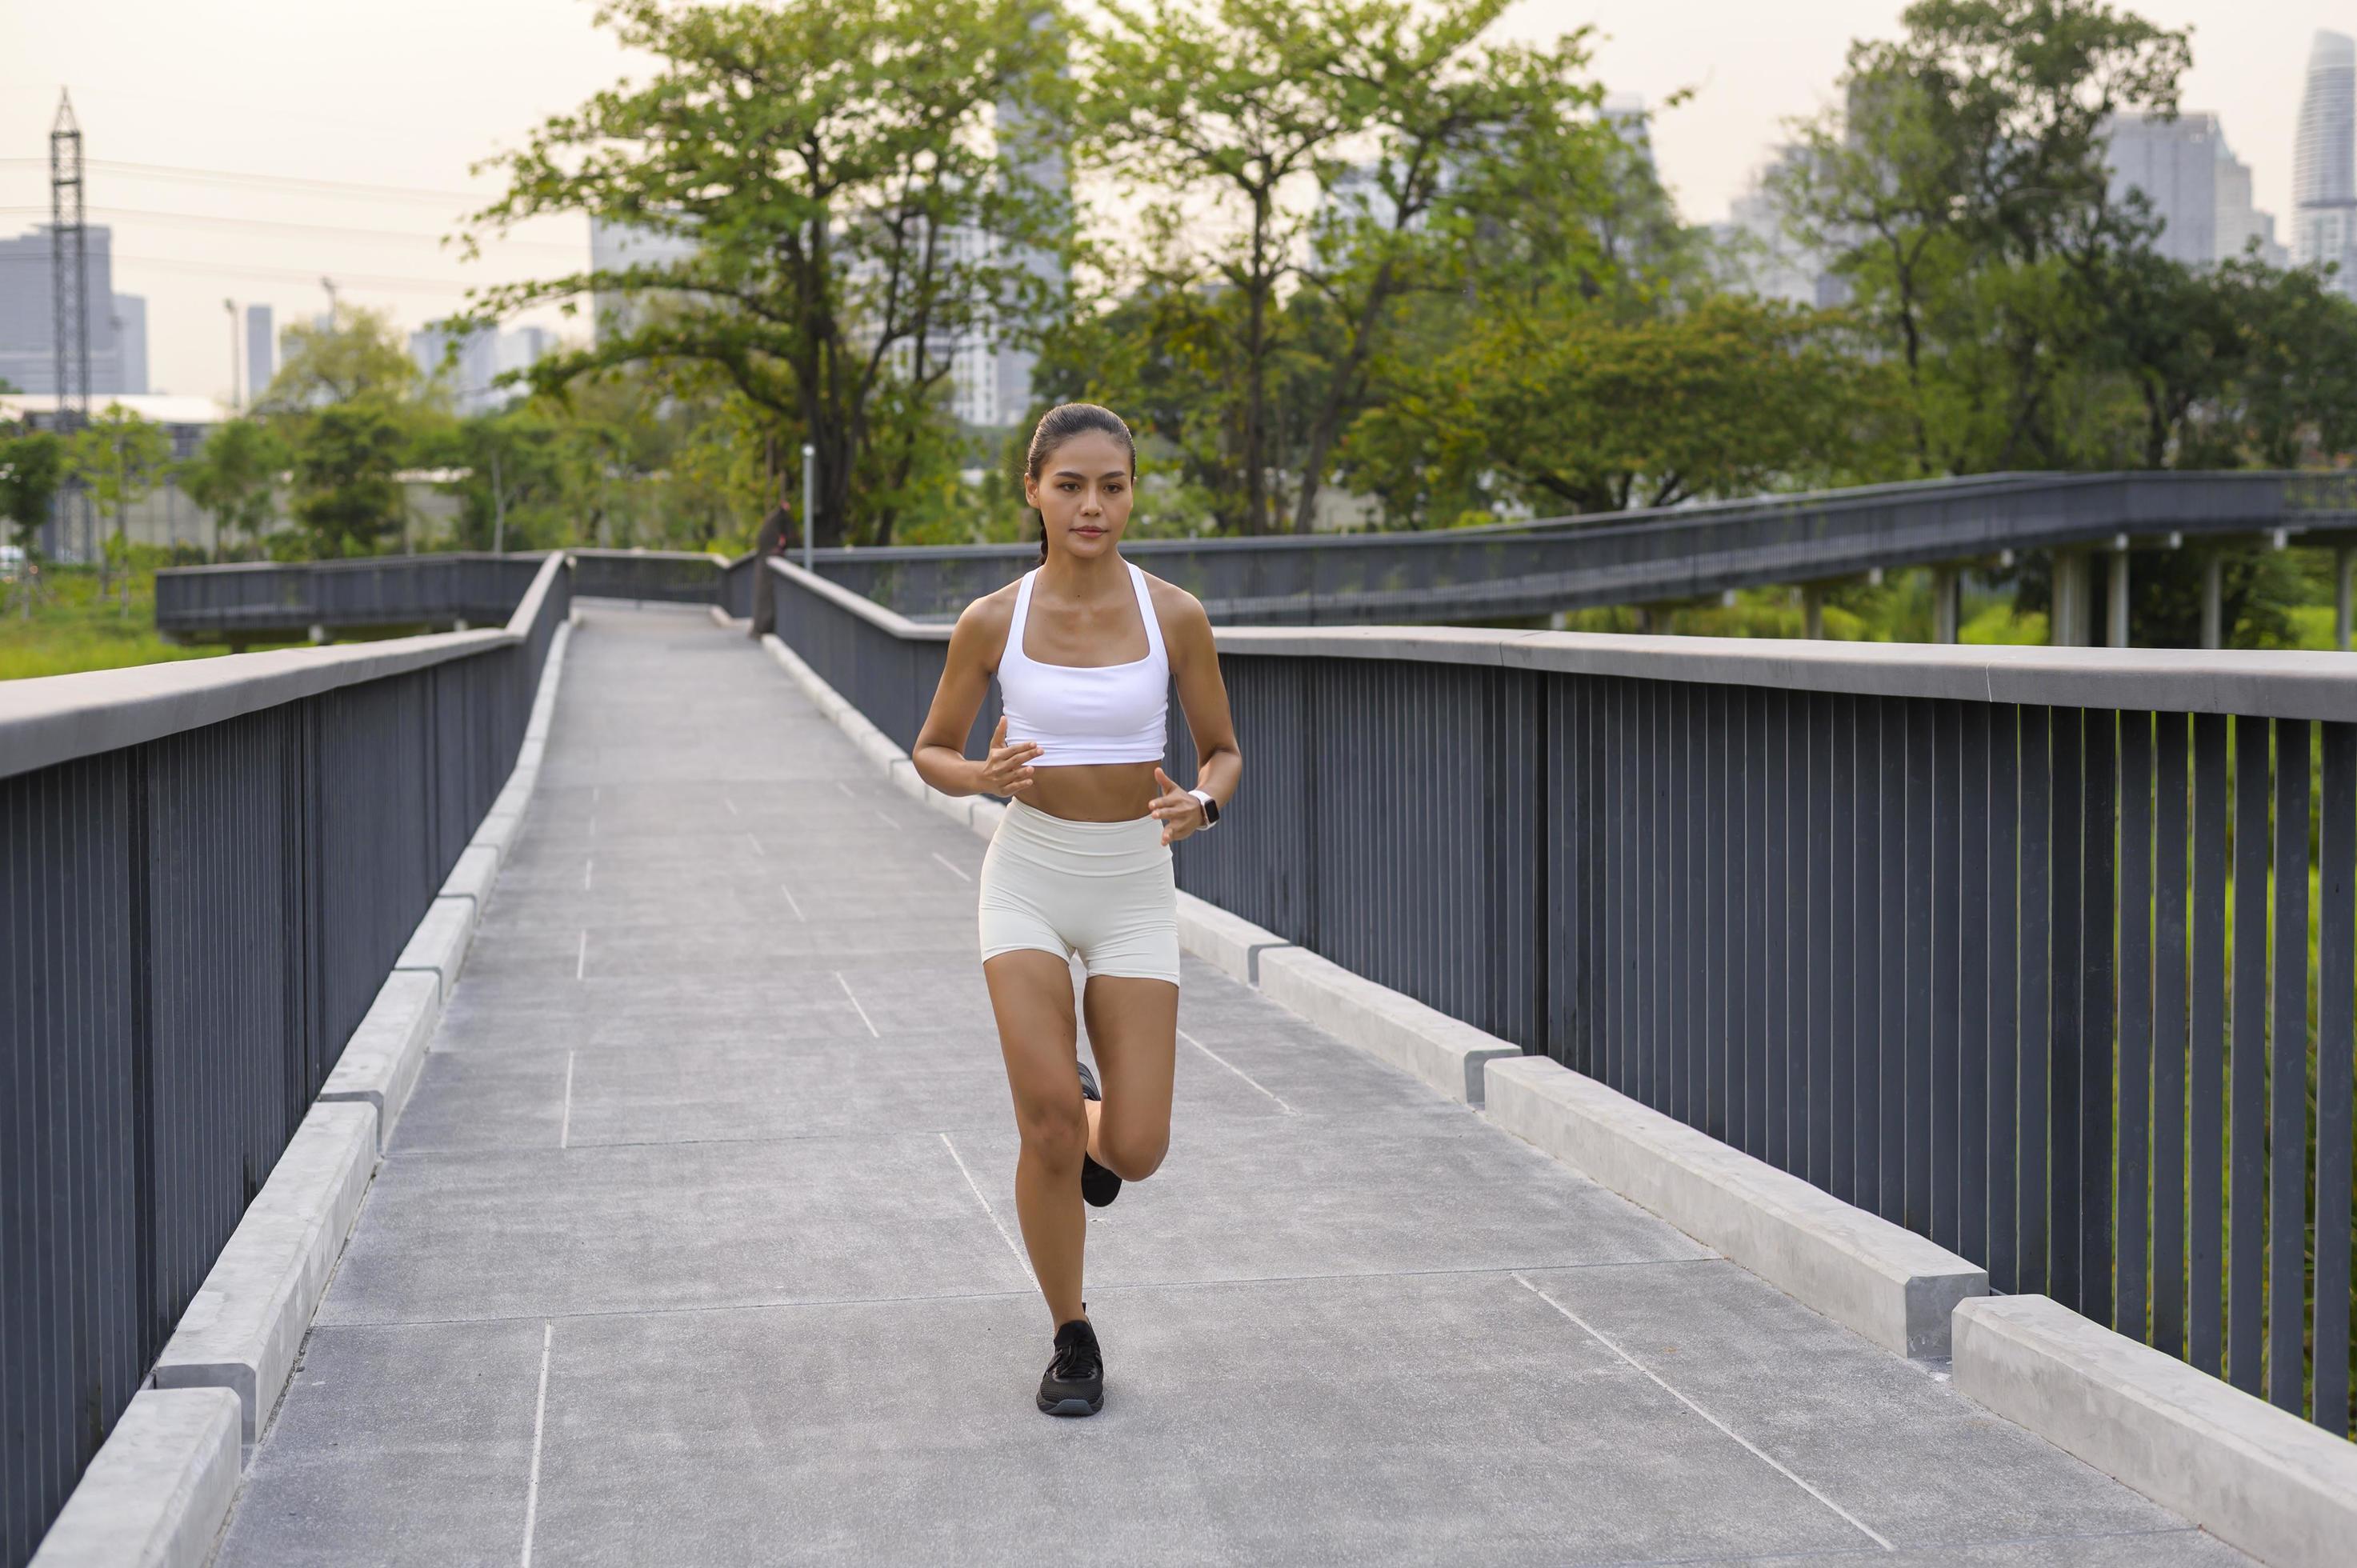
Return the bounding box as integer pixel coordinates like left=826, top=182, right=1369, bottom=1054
left=471, top=809, right=525, bottom=866
left=1174, top=893, right=1295, bottom=986
left=318, top=970, right=442, bottom=1153
left=1485, top=1056, right=1987, bottom=1357
left=438, top=844, right=500, bottom=927
left=28, top=1388, right=242, bottom=1568
left=392, top=896, right=473, bottom=1003
left=1953, top=1294, right=2357, bottom=1568
left=151, top=1102, right=378, bottom=1445
left=1256, top=946, right=1521, bottom=1105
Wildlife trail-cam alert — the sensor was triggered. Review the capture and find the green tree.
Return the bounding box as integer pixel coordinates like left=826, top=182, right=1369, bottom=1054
left=178, top=417, right=289, bottom=558
left=289, top=402, right=410, bottom=557
left=1082, top=0, right=1359, bottom=534
left=66, top=403, right=174, bottom=605
left=1285, top=4, right=1611, bottom=533
left=1773, top=0, right=2192, bottom=474
left=460, top=0, right=1062, bottom=548
left=258, top=304, right=427, bottom=412
left=1352, top=294, right=1895, bottom=520
left=0, top=422, right=65, bottom=617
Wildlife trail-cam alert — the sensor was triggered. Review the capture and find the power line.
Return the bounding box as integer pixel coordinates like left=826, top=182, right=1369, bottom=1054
left=0, top=202, right=584, bottom=253
left=0, top=156, right=501, bottom=205
left=0, top=250, right=532, bottom=295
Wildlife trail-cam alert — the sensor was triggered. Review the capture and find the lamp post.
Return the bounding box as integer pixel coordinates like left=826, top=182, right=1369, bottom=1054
left=801, top=442, right=815, bottom=570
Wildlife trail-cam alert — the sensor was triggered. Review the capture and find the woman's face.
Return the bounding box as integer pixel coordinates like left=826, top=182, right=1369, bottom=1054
left=1024, top=430, right=1134, bottom=560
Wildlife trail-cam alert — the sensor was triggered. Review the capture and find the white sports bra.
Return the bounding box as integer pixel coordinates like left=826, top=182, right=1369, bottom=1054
left=995, top=563, right=1169, bottom=766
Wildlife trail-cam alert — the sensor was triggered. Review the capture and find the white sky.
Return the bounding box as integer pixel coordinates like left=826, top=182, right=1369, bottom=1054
left=0, top=0, right=2331, bottom=407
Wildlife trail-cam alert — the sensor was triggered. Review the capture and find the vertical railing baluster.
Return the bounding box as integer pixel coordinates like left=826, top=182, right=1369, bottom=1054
left=1747, top=685, right=1768, bottom=1157
left=2191, top=712, right=2230, bottom=1374
left=1881, top=695, right=1909, bottom=1224
left=2317, top=721, right=2355, bottom=1437
left=1831, top=695, right=1859, bottom=1206
left=1990, top=706, right=2022, bottom=1295
left=1855, top=697, right=1885, bottom=1208
left=2231, top=714, right=2270, bottom=1393
left=2155, top=712, right=2191, bottom=1361
left=2119, top=711, right=2155, bottom=1342
left=2083, top=708, right=2117, bottom=1329
left=1906, top=698, right=1935, bottom=1234
left=1933, top=700, right=1962, bottom=1250
left=2267, top=718, right=2310, bottom=1414
left=2020, top=706, right=2054, bottom=1296
left=2051, top=707, right=2086, bottom=1310
left=1810, top=692, right=1835, bottom=1190
left=1767, top=688, right=1791, bottom=1169
left=1960, top=702, right=1992, bottom=1265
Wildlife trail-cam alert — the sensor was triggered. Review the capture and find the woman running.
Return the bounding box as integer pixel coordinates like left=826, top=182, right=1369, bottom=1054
left=910, top=402, right=1241, bottom=1417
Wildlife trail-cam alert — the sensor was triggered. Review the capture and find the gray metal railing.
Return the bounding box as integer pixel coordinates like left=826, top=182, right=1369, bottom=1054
left=801, top=470, right=2357, bottom=625
left=0, top=553, right=570, bottom=1568
left=153, top=553, right=547, bottom=641
left=766, top=553, right=2356, bottom=1443
left=569, top=548, right=735, bottom=606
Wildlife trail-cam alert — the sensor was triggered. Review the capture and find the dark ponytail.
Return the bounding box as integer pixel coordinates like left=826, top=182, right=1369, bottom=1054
left=1026, top=402, right=1135, bottom=563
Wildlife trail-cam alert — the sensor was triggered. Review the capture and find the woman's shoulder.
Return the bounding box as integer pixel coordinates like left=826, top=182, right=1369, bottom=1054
left=1136, top=568, right=1209, bottom=634
left=950, top=580, right=1022, bottom=662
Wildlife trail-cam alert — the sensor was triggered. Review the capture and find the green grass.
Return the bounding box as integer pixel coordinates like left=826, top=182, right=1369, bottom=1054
left=0, top=566, right=231, bottom=680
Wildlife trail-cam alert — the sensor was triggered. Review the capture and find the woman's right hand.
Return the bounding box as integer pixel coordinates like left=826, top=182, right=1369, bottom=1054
left=977, top=715, right=1042, bottom=796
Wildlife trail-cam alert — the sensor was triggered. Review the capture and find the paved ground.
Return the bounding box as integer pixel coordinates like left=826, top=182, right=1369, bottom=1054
left=215, top=602, right=2250, bottom=1567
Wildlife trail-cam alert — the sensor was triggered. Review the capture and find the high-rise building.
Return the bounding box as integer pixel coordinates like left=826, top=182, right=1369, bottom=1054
left=2105, top=111, right=2219, bottom=266
left=245, top=304, right=274, bottom=402
left=0, top=224, right=138, bottom=394
left=2293, top=30, right=2357, bottom=297
left=587, top=216, right=703, bottom=349
left=111, top=292, right=148, bottom=395
left=410, top=320, right=562, bottom=414
left=2215, top=139, right=2289, bottom=266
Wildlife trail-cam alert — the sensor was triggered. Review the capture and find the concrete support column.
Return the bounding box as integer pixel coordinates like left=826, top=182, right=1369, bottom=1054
left=2336, top=546, right=2353, bottom=652
left=2051, top=550, right=2092, bottom=646
left=1931, top=567, right=1960, bottom=644
left=2200, top=554, right=2223, bottom=650
left=1802, top=583, right=1825, bottom=640
left=2107, top=549, right=2131, bottom=649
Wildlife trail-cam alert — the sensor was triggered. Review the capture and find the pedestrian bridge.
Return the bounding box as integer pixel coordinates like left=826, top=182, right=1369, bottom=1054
left=6, top=552, right=2353, bottom=1566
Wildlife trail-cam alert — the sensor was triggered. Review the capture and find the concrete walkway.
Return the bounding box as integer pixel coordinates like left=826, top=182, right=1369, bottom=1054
left=217, top=602, right=2248, bottom=1566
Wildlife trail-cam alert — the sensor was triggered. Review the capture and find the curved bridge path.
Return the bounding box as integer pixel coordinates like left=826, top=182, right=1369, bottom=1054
left=214, top=602, right=2249, bottom=1567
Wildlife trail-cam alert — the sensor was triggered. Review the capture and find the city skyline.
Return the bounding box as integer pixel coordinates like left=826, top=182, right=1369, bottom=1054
left=0, top=0, right=2329, bottom=408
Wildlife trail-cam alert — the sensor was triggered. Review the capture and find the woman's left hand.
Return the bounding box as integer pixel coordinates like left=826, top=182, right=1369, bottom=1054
left=1148, top=766, right=1206, bottom=846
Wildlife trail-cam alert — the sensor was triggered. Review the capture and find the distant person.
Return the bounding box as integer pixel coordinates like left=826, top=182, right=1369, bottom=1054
left=909, top=402, right=1242, bottom=1416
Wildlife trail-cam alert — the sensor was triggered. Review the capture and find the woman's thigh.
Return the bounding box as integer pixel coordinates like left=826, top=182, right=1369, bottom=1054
left=1080, top=976, right=1178, bottom=1177
left=983, top=950, right=1086, bottom=1150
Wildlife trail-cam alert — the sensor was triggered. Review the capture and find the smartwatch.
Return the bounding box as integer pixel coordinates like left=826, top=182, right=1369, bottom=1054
left=1187, top=787, right=1220, bottom=828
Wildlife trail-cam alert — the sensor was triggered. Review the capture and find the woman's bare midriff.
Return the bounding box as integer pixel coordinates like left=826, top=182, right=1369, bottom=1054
left=1021, top=760, right=1164, bottom=822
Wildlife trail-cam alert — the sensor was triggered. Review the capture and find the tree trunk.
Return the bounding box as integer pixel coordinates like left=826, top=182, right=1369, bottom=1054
left=1243, top=195, right=1272, bottom=536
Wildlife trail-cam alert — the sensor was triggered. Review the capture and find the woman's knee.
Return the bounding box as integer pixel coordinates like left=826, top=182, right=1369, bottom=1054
left=1097, top=1123, right=1168, bottom=1182
left=1014, top=1095, right=1088, bottom=1167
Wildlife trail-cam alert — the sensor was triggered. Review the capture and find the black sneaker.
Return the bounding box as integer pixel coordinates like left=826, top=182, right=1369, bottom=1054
left=1037, top=1314, right=1104, bottom=1416
left=1076, top=1058, right=1122, bottom=1208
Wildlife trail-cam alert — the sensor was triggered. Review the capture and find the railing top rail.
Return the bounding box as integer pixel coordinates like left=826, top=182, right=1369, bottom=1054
left=774, top=556, right=2357, bottom=724
left=778, top=469, right=2357, bottom=567
left=1, top=551, right=566, bottom=782
left=156, top=552, right=527, bottom=578
left=1217, top=625, right=2357, bottom=722
left=567, top=547, right=733, bottom=566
